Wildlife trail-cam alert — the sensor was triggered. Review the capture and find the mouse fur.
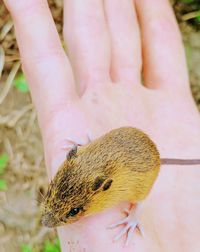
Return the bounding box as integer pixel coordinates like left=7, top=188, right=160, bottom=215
left=41, top=127, right=160, bottom=227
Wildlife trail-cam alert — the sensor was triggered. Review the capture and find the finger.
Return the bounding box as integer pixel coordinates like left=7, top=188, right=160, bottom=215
left=63, top=0, right=111, bottom=94
left=104, top=0, right=142, bottom=84
left=135, top=0, right=189, bottom=90
left=4, top=0, right=78, bottom=129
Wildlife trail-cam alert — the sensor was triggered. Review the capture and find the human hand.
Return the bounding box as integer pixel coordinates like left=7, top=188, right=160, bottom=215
left=4, top=0, right=200, bottom=251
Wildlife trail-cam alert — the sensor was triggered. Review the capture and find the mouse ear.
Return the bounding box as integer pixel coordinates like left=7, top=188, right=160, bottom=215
left=102, top=179, right=113, bottom=191
left=92, top=176, right=106, bottom=191
left=66, top=145, right=77, bottom=160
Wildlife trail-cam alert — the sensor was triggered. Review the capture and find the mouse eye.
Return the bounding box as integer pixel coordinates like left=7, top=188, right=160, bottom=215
left=68, top=207, right=80, bottom=217
left=60, top=207, right=81, bottom=222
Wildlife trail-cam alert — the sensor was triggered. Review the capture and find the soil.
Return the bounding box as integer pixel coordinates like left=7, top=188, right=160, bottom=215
left=0, top=1, right=200, bottom=252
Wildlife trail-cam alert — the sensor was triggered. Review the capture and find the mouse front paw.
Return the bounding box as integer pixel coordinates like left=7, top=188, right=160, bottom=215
left=61, top=136, right=91, bottom=158
left=61, top=135, right=91, bottom=151
left=108, top=203, right=144, bottom=246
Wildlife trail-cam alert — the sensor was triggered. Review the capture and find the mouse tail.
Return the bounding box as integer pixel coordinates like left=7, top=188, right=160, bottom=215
left=160, top=158, right=200, bottom=165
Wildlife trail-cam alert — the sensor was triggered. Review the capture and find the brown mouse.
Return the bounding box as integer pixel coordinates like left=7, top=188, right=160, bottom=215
left=41, top=127, right=200, bottom=244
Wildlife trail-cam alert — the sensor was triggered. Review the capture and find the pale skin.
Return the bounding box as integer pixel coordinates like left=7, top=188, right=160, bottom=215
left=3, top=0, right=200, bottom=251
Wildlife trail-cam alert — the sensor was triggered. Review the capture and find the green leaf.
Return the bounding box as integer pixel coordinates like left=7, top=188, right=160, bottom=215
left=14, top=74, right=29, bottom=93
left=54, top=239, right=60, bottom=248
left=195, top=15, right=200, bottom=22
left=0, top=179, right=7, bottom=190
left=43, top=238, right=61, bottom=252
left=21, top=244, right=32, bottom=252
left=0, top=153, right=9, bottom=175
left=181, top=0, right=194, bottom=3
left=184, top=43, right=193, bottom=69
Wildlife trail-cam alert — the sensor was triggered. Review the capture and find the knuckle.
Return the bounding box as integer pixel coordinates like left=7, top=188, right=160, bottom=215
left=22, top=49, right=66, bottom=79
left=24, top=48, right=65, bottom=65
left=148, top=15, right=180, bottom=40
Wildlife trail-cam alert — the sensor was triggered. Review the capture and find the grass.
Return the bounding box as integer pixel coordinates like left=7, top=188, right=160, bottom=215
left=0, top=153, right=9, bottom=175
left=21, top=238, right=61, bottom=252
left=0, top=153, right=9, bottom=191
left=43, top=238, right=61, bottom=252
left=14, top=73, right=29, bottom=93
left=0, top=179, right=7, bottom=190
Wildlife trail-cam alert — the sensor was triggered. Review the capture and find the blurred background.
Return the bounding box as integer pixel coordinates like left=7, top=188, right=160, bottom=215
left=0, top=0, right=200, bottom=251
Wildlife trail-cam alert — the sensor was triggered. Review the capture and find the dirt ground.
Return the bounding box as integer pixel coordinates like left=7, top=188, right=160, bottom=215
left=0, top=1, right=200, bottom=252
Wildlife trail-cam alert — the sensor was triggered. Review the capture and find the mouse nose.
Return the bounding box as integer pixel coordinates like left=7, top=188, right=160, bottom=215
left=41, top=212, right=58, bottom=228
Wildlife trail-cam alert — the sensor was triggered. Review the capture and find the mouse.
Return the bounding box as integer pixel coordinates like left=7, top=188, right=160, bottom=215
left=41, top=127, right=200, bottom=245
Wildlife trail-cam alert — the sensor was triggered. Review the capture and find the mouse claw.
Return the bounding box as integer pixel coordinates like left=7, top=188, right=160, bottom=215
left=113, top=220, right=138, bottom=242
left=61, top=135, right=91, bottom=151
left=108, top=203, right=144, bottom=246
left=123, top=208, right=130, bottom=216
left=61, top=139, right=81, bottom=151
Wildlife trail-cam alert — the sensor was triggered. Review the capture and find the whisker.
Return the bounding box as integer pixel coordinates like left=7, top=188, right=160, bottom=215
left=39, top=190, right=46, bottom=199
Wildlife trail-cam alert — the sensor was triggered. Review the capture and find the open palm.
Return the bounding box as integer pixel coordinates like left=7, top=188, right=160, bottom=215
left=4, top=0, right=200, bottom=251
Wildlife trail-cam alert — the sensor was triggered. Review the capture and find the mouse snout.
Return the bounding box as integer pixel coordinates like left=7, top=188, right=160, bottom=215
left=41, top=211, right=59, bottom=228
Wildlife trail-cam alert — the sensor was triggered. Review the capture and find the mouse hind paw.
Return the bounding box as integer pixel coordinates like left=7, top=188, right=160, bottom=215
left=108, top=203, right=144, bottom=246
